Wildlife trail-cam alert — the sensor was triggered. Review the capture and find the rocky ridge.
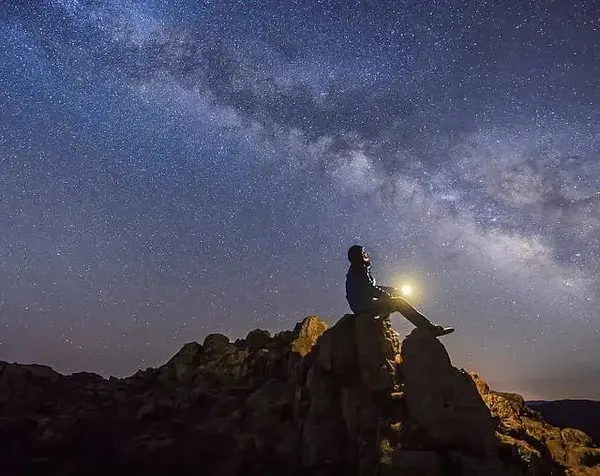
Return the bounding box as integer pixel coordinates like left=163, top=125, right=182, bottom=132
left=527, top=401, right=600, bottom=446
left=0, top=314, right=599, bottom=475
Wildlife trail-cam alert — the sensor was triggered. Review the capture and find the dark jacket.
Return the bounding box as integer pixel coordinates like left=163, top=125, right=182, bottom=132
left=345, top=263, right=394, bottom=314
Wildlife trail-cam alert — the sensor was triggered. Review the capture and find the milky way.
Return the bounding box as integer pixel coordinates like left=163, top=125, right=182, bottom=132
left=1, top=0, right=599, bottom=399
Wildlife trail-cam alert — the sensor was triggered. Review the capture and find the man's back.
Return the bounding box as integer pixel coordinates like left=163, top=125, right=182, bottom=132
left=345, top=263, right=390, bottom=314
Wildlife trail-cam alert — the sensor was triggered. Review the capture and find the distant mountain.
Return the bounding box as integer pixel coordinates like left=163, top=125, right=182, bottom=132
left=527, top=399, right=600, bottom=445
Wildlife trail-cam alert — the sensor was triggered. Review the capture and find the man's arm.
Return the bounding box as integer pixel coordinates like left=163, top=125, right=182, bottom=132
left=378, top=285, right=398, bottom=296
left=356, top=272, right=393, bottom=299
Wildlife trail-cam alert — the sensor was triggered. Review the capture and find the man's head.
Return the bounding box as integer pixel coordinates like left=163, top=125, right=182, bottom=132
left=348, top=245, right=370, bottom=265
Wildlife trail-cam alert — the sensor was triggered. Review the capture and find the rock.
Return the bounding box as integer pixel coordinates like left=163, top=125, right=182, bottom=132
left=483, top=392, right=525, bottom=437
left=211, top=348, right=250, bottom=383
left=0, top=315, right=598, bottom=476
left=497, top=433, right=546, bottom=471
left=568, top=447, right=600, bottom=467
left=296, top=314, right=406, bottom=470
left=473, top=374, right=600, bottom=474
left=470, top=372, right=491, bottom=395
left=316, top=314, right=356, bottom=375
left=291, top=316, right=328, bottom=357
left=315, top=314, right=400, bottom=391
left=203, top=333, right=230, bottom=356
left=0, top=362, right=62, bottom=414
left=165, top=341, right=202, bottom=381
left=136, top=402, right=156, bottom=420
left=246, top=378, right=289, bottom=412
left=400, top=328, right=498, bottom=457
left=68, top=371, right=105, bottom=385
left=245, top=329, right=272, bottom=351
left=562, top=428, right=594, bottom=448
left=355, top=315, right=401, bottom=391
left=390, top=449, right=444, bottom=475
left=527, top=400, right=600, bottom=445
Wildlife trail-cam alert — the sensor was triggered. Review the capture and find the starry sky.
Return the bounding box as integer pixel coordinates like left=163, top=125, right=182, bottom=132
left=1, top=0, right=599, bottom=399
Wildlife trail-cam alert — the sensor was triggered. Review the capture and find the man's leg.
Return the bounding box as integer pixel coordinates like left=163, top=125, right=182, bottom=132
left=383, top=297, right=436, bottom=330
left=368, top=298, right=454, bottom=336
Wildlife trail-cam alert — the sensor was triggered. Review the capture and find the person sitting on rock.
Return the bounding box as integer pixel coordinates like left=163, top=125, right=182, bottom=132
left=345, top=245, right=454, bottom=337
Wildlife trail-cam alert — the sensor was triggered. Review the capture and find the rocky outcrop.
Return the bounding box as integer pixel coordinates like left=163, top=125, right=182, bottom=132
left=527, top=400, right=600, bottom=446
left=471, top=375, right=600, bottom=475
left=0, top=314, right=598, bottom=475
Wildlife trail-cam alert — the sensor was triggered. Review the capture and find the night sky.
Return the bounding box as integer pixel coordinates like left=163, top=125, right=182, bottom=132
left=1, top=1, right=599, bottom=399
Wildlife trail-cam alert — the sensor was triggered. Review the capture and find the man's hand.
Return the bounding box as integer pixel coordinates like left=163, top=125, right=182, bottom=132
left=379, top=285, right=399, bottom=298
left=378, top=289, right=397, bottom=301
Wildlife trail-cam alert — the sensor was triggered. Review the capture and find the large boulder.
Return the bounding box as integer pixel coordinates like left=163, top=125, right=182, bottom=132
left=296, top=314, right=405, bottom=471
left=400, top=328, right=498, bottom=457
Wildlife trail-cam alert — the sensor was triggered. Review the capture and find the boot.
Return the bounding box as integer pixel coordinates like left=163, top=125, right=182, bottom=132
left=429, top=324, right=455, bottom=337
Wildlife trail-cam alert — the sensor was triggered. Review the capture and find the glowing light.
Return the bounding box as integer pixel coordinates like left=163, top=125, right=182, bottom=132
left=400, top=284, right=413, bottom=296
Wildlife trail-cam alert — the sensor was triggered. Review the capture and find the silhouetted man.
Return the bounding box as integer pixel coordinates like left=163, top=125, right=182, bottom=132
left=345, top=245, right=454, bottom=337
